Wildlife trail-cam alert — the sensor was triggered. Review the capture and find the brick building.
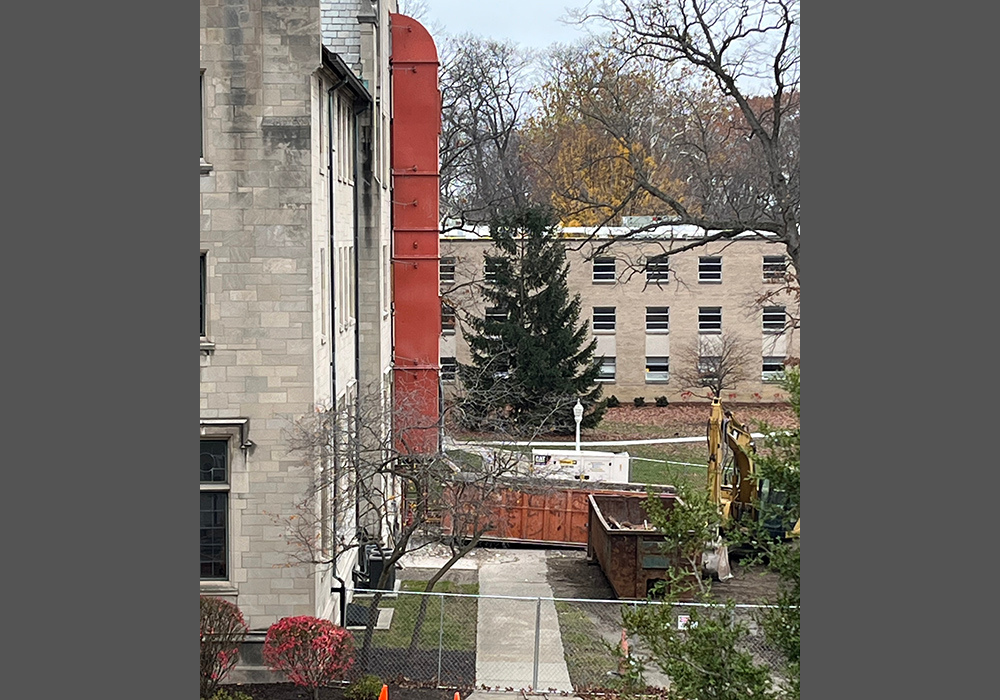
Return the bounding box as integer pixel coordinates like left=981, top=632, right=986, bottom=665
left=439, top=227, right=800, bottom=405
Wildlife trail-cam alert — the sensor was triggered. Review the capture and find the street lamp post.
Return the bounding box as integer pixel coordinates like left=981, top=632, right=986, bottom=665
left=573, top=399, right=584, bottom=453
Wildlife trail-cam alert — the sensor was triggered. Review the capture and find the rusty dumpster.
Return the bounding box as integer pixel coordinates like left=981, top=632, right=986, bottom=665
left=440, top=478, right=674, bottom=547
left=586, top=492, right=697, bottom=599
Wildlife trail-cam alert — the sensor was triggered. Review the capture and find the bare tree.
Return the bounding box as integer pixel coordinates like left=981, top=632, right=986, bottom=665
left=553, top=1, right=800, bottom=280
left=438, top=35, right=538, bottom=230
left=275, top=375, right=568, bottom=670
left=674, top=332, right=753, bottom=398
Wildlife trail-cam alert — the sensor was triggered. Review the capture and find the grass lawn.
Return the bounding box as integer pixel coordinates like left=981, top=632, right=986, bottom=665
left=553, top=600, right=619, bottom=687
left=627, top=443, right=709, bottom=491
left=356, top=580, right=479, bottom=651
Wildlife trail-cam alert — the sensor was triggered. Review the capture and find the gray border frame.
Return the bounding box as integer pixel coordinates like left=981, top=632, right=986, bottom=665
left=6, top=1, right=194, bottom=697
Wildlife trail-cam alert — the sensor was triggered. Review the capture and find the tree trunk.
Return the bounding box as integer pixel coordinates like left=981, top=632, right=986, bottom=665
left=406, top=541, right=481, bottom=660
left=358, top=590, right=385, bottom=673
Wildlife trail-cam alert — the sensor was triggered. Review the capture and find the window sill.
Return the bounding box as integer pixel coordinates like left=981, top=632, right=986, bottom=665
left=645, top=379, right=670, bottom=384
left=200, top=339, right=216, bottom=354
left=591, top=280, right=616, bottom=284
left=645, top=329, right=670, bottom=334
left=763, top=329, right=786, bottom=335
left=698, top=279, right=722, bottom=284
left=596, top=378, right=616, bottom=383
left=200, top=581, right=238, bottom=595
left=698, top=329, right=722, bottom=335
left=592, top=329, right=616, bottom=335
left=200, top=159, right=213, bottom=175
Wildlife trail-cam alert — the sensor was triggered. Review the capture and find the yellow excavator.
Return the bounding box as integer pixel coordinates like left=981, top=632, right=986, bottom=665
left=703, top=398, right=799, bottom=579
left=708, top=397, right=800, bottom=534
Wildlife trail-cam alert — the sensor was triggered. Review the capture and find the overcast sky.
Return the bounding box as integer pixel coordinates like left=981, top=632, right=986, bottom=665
left=412, top=0, right=597, bottom=50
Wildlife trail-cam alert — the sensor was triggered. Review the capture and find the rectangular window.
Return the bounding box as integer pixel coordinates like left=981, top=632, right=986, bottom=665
left=699, top=306, right=722, bottom=332
left=440, top=357, right=457, bottom=382
left=200, top=253, right=207, bottom=337
left=593, top=306, right=616, bottom=331
left=484, top=258, right=500, bottom=284
left=440, top=256, right=456, bottom=284
left=593, top=257, right=616, bottom=283
left=645, top=356, right=670, bottom=382
left=762, top=356, right=786, bottom=381
left=485, top=306, right=507, bottom=323
left=336, top=97, right=356, bottom=183
left=646, top=256, right=669, bottom=283
left=441, top=302, right=456, bottom=335
left=200, top=439, right=229, bottom=580
left=699, top=256, right=722, bottom=282
left=484, top=306, right=507, bottom=338
left=320, top=248, right=327, bottom=336
left=763, top=255, right=788, bottom=283
left=597, top=357, right=616, bottom=381
left=200, top=71, right=205, bottom=160
left=646, top=306, right=669, bottom=331
left=763, top=306, right=786, bottom=332
left=383, top=244, right=390, bottom=314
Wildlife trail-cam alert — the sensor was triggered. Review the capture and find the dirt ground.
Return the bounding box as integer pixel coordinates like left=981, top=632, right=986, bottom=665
left=589, top=402, right=798, bottom=439
left=543, top=548, right=780, bottom=605
left=446, top=401, right=796, bottom=442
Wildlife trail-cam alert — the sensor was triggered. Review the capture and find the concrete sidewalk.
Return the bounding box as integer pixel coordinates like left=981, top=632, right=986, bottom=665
left=474, top=550, right=573, bottom=693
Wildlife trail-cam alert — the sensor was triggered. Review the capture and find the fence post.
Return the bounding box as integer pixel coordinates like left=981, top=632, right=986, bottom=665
left=437, top=593, right=446, bottom=684
left=532, top=597, right=542, bottom=690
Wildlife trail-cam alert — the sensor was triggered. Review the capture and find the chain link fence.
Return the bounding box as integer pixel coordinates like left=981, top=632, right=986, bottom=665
left=346, top=588, right=790, bottom=692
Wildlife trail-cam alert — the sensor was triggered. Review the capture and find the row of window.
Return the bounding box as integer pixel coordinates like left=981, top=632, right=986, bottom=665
left=442, top=304, right=787, bottom=335
left=438, top=255, right=789, bottom=286
left=592, top=254, right=786, bottom=284
left=439, top=356, right=787, bottom=384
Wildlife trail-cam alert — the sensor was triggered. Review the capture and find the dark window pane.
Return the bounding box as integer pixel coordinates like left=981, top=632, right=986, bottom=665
left=593, top=257, right=616, bottom=281
left=200, top=254, right=207, bottom=336
left=440, top=256, right=456, bottom=284
left=200, top=492, right=227, bottom=579
left=646, top=306, right=669, bottom=330
left=200, top=440, right=228, bottom=483
left=440, top=357, right=457, bottom=381
left=646, top=258, right=669, bottom=281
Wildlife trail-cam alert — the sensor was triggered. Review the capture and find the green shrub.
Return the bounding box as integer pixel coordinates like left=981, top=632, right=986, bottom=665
left=633, top=397, right=646, bottom=407
left=655, top=396, right=669, bottom=407
left=345, top=674, right=384, bottom=700
left=606, top=395, right=620, bottom=408
left=205, top=690, right=253, bottom=700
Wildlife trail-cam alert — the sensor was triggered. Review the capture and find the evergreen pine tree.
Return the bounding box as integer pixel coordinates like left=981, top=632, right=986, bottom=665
left=456, top=206, right=605, bottom=435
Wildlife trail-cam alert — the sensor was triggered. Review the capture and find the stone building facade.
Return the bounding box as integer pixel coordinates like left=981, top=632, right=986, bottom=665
left=199, top=0, right=398, bottom=640
left=439, top=228, right=800, bottom=405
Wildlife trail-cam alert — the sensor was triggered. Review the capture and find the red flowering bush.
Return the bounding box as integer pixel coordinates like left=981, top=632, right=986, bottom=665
left=263, top=616, right=354, bottom=697
left=200, top=596, right=248, bottom=699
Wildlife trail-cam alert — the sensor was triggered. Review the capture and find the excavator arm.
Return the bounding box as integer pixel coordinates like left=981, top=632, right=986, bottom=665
left=707, top=398, right=758, bottom=522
